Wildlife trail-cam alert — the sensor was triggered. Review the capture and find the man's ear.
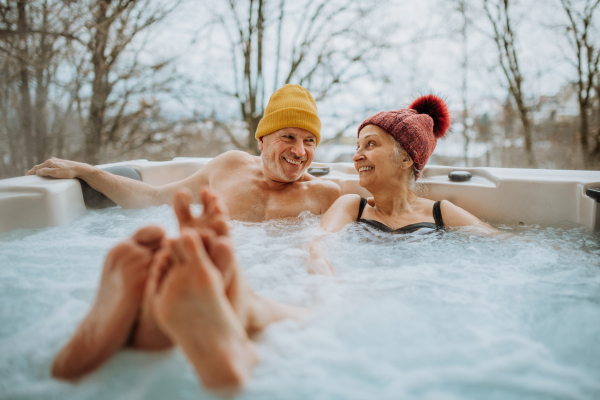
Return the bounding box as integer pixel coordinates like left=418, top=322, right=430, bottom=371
left=257, top=136, right=264, bottom=151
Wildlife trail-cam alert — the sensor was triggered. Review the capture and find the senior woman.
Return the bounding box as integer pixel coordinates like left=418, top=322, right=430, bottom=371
left=307, top=95, right=496, bottom=275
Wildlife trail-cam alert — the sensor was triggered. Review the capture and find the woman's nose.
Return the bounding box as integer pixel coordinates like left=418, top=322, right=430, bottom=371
left=352, top=150, right=364, bottom=162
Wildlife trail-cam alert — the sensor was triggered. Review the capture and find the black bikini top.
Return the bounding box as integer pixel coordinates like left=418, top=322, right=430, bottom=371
left=356, top=197, right=445, bottom=234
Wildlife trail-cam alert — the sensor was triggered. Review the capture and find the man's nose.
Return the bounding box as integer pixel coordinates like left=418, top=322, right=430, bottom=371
left=290, top=141, right=306, bottom=157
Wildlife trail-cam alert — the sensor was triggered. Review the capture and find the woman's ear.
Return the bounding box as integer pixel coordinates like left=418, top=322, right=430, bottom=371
left=401, top=153, right=414, bottom=170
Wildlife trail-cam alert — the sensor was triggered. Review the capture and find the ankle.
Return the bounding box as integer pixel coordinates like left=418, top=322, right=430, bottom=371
left=177, top=331, right=257, bottom=391
left=200, top=341, right=257, bottom=391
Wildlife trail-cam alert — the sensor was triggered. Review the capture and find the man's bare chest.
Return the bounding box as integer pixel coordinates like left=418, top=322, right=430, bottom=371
left=210, top=179, right=319, bottom=222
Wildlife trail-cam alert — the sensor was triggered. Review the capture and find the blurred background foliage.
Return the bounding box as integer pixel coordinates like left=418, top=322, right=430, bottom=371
left=0, top=0, right=599, bottom=178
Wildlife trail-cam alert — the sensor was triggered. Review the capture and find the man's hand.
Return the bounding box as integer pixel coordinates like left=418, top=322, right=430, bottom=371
left=26, top=157, right=90, bottom=179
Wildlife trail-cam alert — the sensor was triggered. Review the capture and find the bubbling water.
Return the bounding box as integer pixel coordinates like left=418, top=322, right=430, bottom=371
left=1, top=206, right=599, bottom=400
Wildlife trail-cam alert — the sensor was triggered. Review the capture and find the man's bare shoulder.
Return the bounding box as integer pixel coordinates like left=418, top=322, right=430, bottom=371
left=302, top=175, right=342, bottom=212
left=302, top=174, right=340, bottom=191
left=211, top=150, right=259, bottom=167
left=186, top=151, right=257, bottom=186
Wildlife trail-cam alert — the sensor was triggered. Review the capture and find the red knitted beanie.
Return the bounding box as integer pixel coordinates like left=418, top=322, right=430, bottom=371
left=357, top=94, right=451, bottom=177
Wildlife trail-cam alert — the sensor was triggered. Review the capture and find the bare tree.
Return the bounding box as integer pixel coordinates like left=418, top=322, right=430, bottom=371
left=83, top=0, right=181, bottom=164
left=212, top=0, right=395, bottom=154
left=0, top=0, right=190, bottom=177
left=453, top=0, right=473, bottom=167
left=484, top=0, right=537, bottom=168
left=0, top=0, right=85, bottom=175
left=560, top=0, right=600, bottom=167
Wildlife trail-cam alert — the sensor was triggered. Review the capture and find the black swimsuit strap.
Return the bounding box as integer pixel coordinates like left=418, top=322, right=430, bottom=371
left=357, top=197, right=368, bottom=221
left=358, top=197, right=445, bottom=230
left=433, top=201, right=444, bottom=229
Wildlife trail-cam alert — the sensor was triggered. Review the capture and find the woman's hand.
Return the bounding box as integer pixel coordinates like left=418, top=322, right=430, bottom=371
left=306, top=241, right=335, bottom=276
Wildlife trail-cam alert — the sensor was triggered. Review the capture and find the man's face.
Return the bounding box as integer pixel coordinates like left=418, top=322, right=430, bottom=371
left=258, top=127, right=317, bottom=182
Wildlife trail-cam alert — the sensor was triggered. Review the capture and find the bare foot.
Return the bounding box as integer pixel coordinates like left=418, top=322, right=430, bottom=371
left=129, top=188, right=231, bottom=350
left=174, top=188, right=230, bottom=236
left=173, top=188, right=306, bottom=333
left=150, top=229, right=257, bottom=392
left=129, top=246, right=174, bottom=350
left=51, top=226, right=165, bottom=380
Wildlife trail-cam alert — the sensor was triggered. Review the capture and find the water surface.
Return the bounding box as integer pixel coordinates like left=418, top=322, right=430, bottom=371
left=1, top=206, right=599, bottom=400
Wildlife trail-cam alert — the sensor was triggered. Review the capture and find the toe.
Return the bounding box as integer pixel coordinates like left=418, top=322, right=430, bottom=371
left=174, top=190, right=194, bottom=228
left=208, top=237, right=236, bottom=287
left=133, top=226, right=165, bottom=248
left=180, top=229, right=203, bottom=261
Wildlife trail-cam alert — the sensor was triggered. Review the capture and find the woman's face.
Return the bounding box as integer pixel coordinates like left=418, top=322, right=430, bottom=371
left=353, top=125, right=407, bottom=189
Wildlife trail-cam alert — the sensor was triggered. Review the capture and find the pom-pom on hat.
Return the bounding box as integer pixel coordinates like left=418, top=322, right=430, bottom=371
left=357, top=94, right=450, bottom=177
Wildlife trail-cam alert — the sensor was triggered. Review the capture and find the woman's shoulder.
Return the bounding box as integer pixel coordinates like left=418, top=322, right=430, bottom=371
left=327, top=194, right=363, bottom=214
left=336, top=193, right=363, bottom=204
left=320, top=194, right=363, bottom=232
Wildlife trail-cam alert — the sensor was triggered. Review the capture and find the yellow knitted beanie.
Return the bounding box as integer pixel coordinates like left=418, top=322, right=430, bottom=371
left=255, top=84, right=321, bottom=145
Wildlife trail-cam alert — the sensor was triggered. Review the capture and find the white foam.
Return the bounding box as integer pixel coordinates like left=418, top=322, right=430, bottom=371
left=1, top=207, right=600, bottom=399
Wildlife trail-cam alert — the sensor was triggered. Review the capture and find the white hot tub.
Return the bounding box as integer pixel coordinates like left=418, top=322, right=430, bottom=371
left=0, top=158, right=599, bottom=233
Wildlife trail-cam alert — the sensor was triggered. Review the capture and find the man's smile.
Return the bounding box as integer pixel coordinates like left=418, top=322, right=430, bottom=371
left=283, top=157, right=303, bottom=166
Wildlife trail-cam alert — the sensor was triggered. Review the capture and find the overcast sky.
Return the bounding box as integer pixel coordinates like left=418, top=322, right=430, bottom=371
left=136, top=0, right=594, bottom=141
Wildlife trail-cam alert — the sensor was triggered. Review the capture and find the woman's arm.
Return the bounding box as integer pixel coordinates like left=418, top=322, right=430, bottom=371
left=306, top=195, right=362, bottom=275
left=439, top=200, right=499, bottom=234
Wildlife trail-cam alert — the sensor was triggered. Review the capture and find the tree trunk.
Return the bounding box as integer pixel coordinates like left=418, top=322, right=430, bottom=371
left=579, top=100, right=591, bottom=166
left=85, top=1, right=110, bottom=165
left=0, top=59, right=19, bottom=176
left=33, top=5, right=50, bottom=164
left=512, top=75, right=537, bottom=167
left=459, top=0, right=469, bottom=167
left=521, top=114, right=536, bottom=168
left=17, top=0, right=33, bottom=168
left=247, top=115, right=260, bottom=155
left=86, top=69, right=107, bottom=165
left=515, top=98, right=536, bottom=168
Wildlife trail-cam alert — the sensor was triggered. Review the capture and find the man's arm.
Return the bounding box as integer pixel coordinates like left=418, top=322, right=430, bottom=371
left=26, top=154, right=237, bottom=209
left=27, top=158, right=165, bottom=208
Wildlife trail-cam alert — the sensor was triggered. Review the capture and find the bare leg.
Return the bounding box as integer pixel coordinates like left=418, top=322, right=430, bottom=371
left=129, top=247, right=173, bottom=350
left=51, top=226, right=165, bottom=380
left=150, top=229, right=257, bottom=392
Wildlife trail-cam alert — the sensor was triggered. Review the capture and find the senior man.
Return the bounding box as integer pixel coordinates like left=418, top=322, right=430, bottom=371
left=27, top=85, right=341, bottom=221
